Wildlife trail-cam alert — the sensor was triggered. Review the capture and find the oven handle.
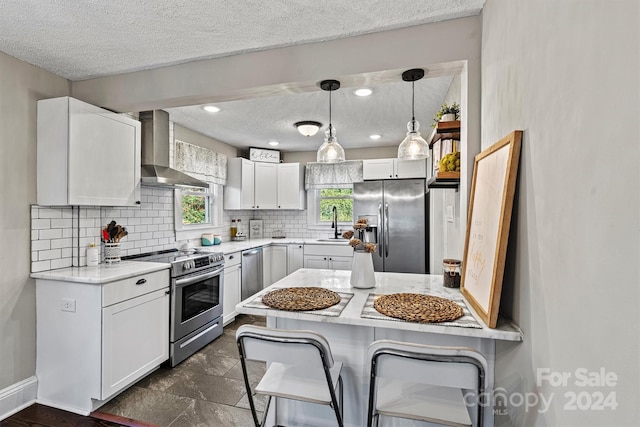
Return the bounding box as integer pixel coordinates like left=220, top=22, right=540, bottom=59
left=175, top=266, right=224, bottom=288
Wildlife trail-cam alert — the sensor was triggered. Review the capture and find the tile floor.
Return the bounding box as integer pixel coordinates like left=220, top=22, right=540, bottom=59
left=99, top=315, right=268, bottom=427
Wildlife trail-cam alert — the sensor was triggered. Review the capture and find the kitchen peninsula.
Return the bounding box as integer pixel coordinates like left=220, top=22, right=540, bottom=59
left=236, top=268, right=522, bottom=427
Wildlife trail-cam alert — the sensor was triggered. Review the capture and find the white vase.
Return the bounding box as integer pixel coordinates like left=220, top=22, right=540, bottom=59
left=440, top=113, right=456, bottom=122
left=350, top=251, right=376, bottom=289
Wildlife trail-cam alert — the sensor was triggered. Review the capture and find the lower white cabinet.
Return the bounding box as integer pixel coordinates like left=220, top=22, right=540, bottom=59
left=263, top=244, right=289, bottom=288
left=303, top=244, right=354, bottom=271
left=35, top=269, right=169, bottom=415
left=287, top=244, right=304, bottom=274
left=223, top=252, right=241, bottom=325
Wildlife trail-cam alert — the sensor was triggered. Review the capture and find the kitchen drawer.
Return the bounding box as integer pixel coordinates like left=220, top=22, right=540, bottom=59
left=224, top=251, right=242, bottom=267
left=304, top=244, right=354, bottom=257
left=102, top=269, right=169, bottom=307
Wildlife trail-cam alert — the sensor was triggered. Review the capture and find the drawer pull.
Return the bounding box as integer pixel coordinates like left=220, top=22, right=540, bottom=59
left=135, top=278, right=147, bottom=285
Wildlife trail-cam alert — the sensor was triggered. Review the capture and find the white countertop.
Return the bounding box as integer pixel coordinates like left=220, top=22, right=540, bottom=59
left=196, top=237, right=346, bottom=255
left=30, top=261, right=170, bottom=284
left=236, top=268, right=523, bottom=342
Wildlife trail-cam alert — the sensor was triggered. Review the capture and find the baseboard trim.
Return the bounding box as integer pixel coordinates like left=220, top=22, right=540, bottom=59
left=0, top=376, right=38, bottom=421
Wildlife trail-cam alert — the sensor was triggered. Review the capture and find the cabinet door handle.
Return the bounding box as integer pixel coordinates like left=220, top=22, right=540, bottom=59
left=324, top=257, right=327, bottom=260
left=389, top=174, right=392, bottom=178
left=229, top=255, right=234, bottom=259
left=329, top=257, right=332, bottom=260
left=135, top=201, right=141, bottom=205
left=136, top=278, right=147, bottom=285
left=165, top=290, right=170, bottom=295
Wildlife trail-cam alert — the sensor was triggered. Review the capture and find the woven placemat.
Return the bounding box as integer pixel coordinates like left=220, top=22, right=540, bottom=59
left=373, top=293, right=464, bottom=323
left=261, top=287, right=341, bottom=311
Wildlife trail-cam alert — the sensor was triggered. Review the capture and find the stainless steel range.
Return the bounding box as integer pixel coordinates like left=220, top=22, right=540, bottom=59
left=124, top=249, right=225, bottom=366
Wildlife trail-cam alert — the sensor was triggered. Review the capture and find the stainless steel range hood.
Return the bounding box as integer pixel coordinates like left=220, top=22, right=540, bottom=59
left=139, top=110, right=209, bottom=188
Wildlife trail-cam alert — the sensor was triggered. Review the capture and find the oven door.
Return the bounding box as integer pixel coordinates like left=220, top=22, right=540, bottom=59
left=171, top=265, right=224, bottom=342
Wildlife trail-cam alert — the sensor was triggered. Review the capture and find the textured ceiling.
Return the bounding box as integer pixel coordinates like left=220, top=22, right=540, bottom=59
left=0, top=0, right=481, bottom=152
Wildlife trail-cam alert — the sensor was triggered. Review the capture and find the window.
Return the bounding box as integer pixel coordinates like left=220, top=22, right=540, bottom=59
left=307, top=188, right=354, bottom=228
left=174, top=185, right=222, bottom=235
left=180, top=189, right=210, bottom=225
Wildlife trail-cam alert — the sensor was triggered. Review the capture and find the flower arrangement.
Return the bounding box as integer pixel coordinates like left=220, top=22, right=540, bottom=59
left=342, top=218, right=377, bottom=253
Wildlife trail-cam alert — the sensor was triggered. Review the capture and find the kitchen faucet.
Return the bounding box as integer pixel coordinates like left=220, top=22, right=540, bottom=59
left=331, top=206, right=338, bottom=239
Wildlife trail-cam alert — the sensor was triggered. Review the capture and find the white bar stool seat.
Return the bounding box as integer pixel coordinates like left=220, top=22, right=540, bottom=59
left=367, top=340, right=488, bottom=427
left=236, top=324, right=344, bottom=427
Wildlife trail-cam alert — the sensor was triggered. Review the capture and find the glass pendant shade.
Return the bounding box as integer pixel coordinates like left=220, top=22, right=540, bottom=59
left=317, top=79, right=345, bottom=163
left=397, top=119, right=429, bottom=160
left=317, top=125, right=345, bottom=163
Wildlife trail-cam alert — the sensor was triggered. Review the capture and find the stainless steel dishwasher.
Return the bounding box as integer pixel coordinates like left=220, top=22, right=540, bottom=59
left=241, top=247, right=263, bottom=300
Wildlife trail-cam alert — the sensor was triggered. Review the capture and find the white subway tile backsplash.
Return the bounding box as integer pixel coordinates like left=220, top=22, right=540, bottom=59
left=50, top=238, right=72, bottom=249
left=39, top=249, right=62, bottom=261
left=51, top=218, right=73, bottom=228
left=39, top=229, right=63, bottom=240
left=38, top=208, right=63, bottom=219
left=32, top=240, right=51, bottom=251
left=31, top=219, right=51, bottom=229
left=32, top=260, right=51, bottom=272
left=51, top=258, right=72, bottom=270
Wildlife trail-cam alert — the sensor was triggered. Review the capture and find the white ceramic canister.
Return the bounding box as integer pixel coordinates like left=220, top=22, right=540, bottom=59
left=201, top=233, right=214, bottom=246
left=87, top=243, right=99, bottom=266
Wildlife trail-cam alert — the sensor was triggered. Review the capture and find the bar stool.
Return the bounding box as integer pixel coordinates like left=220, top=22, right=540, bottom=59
left=367, top=340, right=487, bottom=427
left=236, top=325, right=344, bottom=427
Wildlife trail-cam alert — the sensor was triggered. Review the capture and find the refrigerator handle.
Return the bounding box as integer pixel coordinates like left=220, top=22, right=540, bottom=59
left=384, top=202, right=389, bottom=258
left=377, top=203, right=383, bottom=257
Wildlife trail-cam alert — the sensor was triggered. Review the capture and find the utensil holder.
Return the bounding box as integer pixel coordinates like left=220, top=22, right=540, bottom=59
left=104, top=242, right=121, bottom=264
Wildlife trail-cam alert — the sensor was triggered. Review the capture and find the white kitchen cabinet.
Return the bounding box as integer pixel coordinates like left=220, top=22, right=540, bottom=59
left=263, top=245, right=288, bottom=288
left=303, top=244, right=353, bottom=271
left=35, top=269, right=169, bottom=415
left=223, top=252, right=241, bottom=325
left=362, top=158, right=426, bottom=180
left=277, top=163, right=306, bottom=209
left=225, top=159, right=305, bottom=210
left=270, top=244, right=288, bottom=284
left=287, top=244, right=304, bottom=274
left=224, top=158, right=255, bottom=209
left=254, top=162, right=278, bottom=209
left=37, top=96, right=141, bottom=206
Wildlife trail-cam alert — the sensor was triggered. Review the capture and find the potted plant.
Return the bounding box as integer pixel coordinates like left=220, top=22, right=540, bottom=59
left=433, top=102, right=460, bottom=127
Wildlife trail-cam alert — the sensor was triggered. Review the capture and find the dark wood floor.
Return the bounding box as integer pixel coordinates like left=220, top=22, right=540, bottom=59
left=1, top=404, right=158, bottom=427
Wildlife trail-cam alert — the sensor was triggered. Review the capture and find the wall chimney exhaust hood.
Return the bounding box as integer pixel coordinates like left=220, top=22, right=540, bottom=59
left=139, top=110, right=209, bottom=188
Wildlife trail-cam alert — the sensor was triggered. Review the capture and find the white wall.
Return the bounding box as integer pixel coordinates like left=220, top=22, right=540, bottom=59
left=0, top=51, right=69, bottom=392
left=482, top=1, right=639, bottom=425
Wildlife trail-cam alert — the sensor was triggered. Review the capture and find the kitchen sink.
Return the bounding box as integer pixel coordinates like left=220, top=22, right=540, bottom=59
left=316, top=238, right=348, bottom=244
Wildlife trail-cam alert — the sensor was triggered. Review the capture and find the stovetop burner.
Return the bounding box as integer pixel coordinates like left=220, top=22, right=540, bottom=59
left=123, top=248, right=224, bottom=277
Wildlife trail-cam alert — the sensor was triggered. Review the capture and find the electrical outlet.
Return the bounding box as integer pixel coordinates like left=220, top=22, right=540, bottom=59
left=61, top=298, right=76, bottom=312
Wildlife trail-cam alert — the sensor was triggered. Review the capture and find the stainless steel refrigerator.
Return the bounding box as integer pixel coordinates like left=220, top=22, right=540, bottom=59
left=353, top=179, right=428, bottom=273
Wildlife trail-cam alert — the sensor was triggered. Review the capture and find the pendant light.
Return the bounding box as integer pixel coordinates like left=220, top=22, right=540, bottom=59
left=397, top=68, right=430, bottom=160
left=316, top=79, right=345, bottom=163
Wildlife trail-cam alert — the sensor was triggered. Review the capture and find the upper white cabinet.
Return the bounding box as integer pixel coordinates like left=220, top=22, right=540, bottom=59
left=225, top=159, right=305, bottom=210
left=277, top=163, right=306, bottom=209
left=362, top=158, right=426, bottom=180
left=254, top=162, right=278, bottom=209
left=37, top=96, right=141, bottom=206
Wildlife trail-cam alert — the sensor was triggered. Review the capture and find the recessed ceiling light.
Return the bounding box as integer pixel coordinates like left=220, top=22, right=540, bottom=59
left=202, top=105, right=220, bottom=113
left=268, top=141, right=279, bottom=146
left=370, top=134, right=382, bottom=140
left=354, top=88, right=373, bottom=97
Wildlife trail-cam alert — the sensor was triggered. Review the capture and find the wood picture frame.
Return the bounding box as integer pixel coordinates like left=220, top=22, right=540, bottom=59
left=461, top=130, right=522, bottom=328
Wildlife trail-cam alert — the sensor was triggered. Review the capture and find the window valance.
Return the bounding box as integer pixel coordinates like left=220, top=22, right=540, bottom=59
left=175, top=140, right=227, bottom=185
left=305, top=160, right=363, bottom=189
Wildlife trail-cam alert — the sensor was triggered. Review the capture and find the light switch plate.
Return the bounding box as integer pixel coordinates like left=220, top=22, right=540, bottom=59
left=446, top=205, right=454, bottom=223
